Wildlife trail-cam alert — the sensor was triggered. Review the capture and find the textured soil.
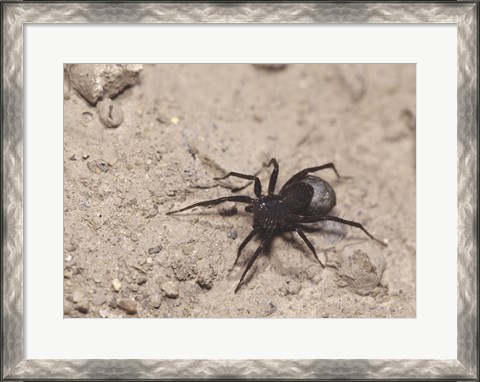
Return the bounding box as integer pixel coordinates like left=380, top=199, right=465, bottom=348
left=64, top=64, right=416, bottom=318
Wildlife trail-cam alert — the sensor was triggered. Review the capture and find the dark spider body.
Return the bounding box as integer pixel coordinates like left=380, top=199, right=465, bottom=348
left=167, top=159, right=385, bottom=293
left=251, top=177, right=335, bottom=231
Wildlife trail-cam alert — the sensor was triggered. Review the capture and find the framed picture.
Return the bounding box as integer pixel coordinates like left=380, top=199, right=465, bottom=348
left=2, top=2, right=477, bottom=380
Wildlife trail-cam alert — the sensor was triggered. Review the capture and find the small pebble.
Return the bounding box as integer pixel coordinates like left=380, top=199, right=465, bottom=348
left=227, top=229, right=238, bottom=240
left=75, top=300, right=89, bottom=314
left=92, top=292, right=106, bottom=306
left=87, top=159, right=110, bottom=174
left=65, top=243, right=78, bottom=252
left=146, top=257, right=153, bottom=264
left=72, top=289, right=84, bottom=303
left=149, top=293, right=162, bottom=309
left=64, top=270, right=73, bottom=279
left=130, top=232, right=140, bottom=242
left=117, top=298, right=137, bottom=315
left=97, top=98, right=124, bottom=128
left=112, top=278, right=122, bottom=292
left=161, top=281, right=179, bottom=299
left=137, top=275, right=148, bottom=285
left=148, top=245, right=162, bottom=255
left=99, top=308, right=109, bottom=318
left=266, top=302, right=277, bottom=315
left=108, top=296, right=118, bottom=309
left=286, top=281, right=302, bottom=295
left=155, top=113, right=169, bottom=124
left=82, top=111, right=93, bottom=121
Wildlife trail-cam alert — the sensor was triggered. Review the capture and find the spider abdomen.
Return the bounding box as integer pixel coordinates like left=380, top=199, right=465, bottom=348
left=299, top=175, right=336, bottom=216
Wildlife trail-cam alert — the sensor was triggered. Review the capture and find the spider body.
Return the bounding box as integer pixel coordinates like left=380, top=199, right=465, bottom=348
left=252, top=195, right=286, bottom=230
left=167, top=158, right=385, bottom=293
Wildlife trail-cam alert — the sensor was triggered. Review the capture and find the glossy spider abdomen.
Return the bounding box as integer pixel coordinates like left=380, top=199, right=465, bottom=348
left=296, top=175, right=336, bottom=216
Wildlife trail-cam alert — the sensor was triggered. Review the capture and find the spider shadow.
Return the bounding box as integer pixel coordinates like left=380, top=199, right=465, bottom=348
left=279, top=222, right=345, bottom=252
left=231, top=222, right=347, bottom=288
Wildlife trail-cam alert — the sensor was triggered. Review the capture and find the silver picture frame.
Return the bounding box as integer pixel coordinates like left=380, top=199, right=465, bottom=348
left=2, top=2, right=478, bottom=380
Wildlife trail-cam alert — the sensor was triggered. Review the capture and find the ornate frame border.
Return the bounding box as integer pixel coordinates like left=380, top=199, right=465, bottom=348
left=2, top=2, right=478, bottom=380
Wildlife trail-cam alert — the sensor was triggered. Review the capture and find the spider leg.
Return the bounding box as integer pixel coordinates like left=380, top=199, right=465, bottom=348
left=214, top=172, right=263, bottom=198
left=166, top=195, right=253, bottom=215
left=234, top=234, right=271, bottom=293
left=266, top=158, right=279, bottom=195
left=234, top=228, right=259, bottom=266
left=299, top=214, right=386, bottom=246
left=294, top=227, right=325, bottom=268
left=323, top=216, right=386, bottom=246
left=281, top=162, right=347, bottom=191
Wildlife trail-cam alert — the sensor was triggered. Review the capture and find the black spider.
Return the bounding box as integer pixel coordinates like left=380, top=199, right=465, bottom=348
left=167, top=158, right=386, bottom=293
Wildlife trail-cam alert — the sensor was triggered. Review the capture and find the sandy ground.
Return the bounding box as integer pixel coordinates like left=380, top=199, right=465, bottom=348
left=64, top=64, right=416, bottom=318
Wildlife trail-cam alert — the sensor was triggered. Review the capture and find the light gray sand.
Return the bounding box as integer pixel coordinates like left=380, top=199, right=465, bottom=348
left=64, top=64, right=416, bottom=318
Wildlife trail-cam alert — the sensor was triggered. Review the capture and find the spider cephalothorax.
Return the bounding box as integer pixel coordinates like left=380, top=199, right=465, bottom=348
left=167, top=158, right=386, bottom=293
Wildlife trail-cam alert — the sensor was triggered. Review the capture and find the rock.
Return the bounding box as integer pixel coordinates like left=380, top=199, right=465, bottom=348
left=66, top=64, right=143, bottom=104
left=285, top=280, right=302, bottom=295
left=92, top=292, right=106, bottom=306
left=87, top=159, right=110, bottom=174
left=112, top=278, right=122, bottom=292
left=72, top=289, right=84, bottom=303
left=266, top=302, right=277, bottom=315
left=161, top=281, right=179, bottom=299
left=196, top=265, right=217, bottom=290
left=75, top=300, right=89, bottom=314
left=65, top=242, right=78, bottom=252
left=108, top=296, right=118, bottom=309
left=97, top=98, right=124, bottom=128
left=99, top=308, right=109, bottom=318
left=117, top=298, right=137, bottom=315
left=148, top=245, right=162, bottom=255
left=149, top=293, right=162, bottom=309
left=82, top=111, right=93, bottom=122
left=329, top=243, right=386, bottom=296
left=137, top=275, right=148, bottom=285
left=171, top=256, right=197, bottom=281
left=227, top=229, right=238, bottom=240
left=64, top=270, right=73, bottom=279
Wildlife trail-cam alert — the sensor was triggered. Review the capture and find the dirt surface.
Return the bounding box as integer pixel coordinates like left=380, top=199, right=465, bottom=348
left=64, top=64, right=416, bottom=318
